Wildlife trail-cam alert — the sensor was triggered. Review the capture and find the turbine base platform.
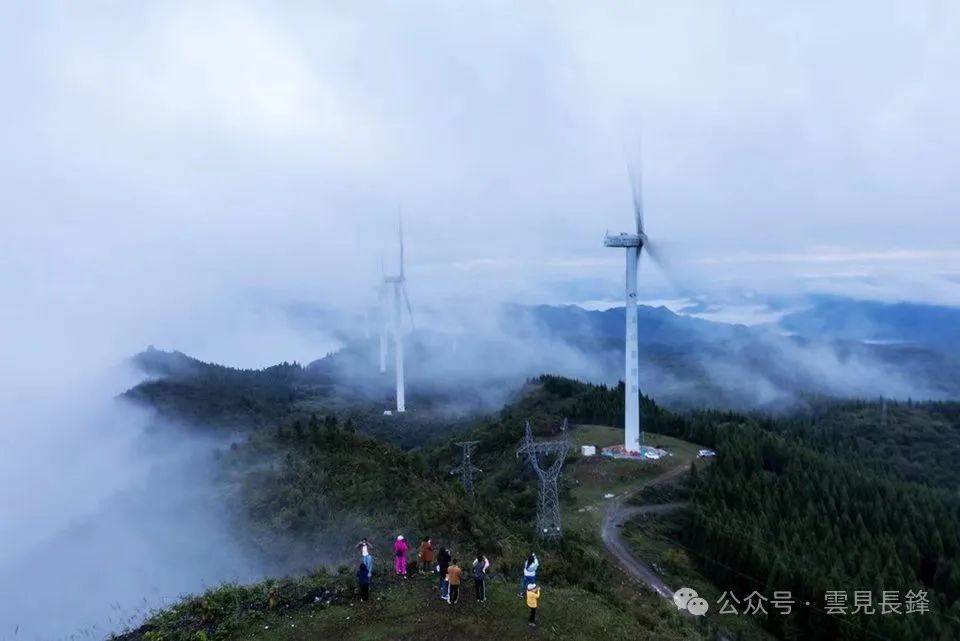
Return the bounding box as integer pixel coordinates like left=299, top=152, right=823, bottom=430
left=601, top=444, right=669, bottom=461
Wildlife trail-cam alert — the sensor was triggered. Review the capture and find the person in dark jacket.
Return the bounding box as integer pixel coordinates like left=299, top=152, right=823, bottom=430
left=356, top=562, right=370, bottom=602
left=472, top=552, right=490, bottom=602
left=437, top=547, right=452, bottom=599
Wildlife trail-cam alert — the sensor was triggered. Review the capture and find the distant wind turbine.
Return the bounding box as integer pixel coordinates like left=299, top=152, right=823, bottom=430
left=382, top=214, right=415, bottom=413
left=603, top=153, right=666, bottom=452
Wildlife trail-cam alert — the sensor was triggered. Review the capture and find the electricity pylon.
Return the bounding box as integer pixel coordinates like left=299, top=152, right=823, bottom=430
left=450, top=441, right=482, bottom=494
left=516, top=419, right=572, bottom=539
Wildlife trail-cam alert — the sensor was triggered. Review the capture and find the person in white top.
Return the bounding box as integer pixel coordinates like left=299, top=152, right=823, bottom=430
left=519, top=552, right=539, bottom=597
left=472, top=552, right=491, bottom=602
left=355, top=537, right=374, bottom=574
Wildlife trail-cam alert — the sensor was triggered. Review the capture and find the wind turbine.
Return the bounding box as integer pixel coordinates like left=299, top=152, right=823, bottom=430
left=382, top=215, right=414, bottom=413
left=603, top=157, right=659, bottom=453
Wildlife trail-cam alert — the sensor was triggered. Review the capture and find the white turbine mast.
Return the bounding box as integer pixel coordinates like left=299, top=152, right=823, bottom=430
left=603, top=150, right=662, bottom=452
left=378, top=259, right=388, bottom=374
left=382, top=213, right=414, bottom=413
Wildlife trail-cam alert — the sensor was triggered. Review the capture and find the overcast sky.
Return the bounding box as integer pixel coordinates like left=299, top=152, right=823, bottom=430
left=2, top=1, right=959, bottom=369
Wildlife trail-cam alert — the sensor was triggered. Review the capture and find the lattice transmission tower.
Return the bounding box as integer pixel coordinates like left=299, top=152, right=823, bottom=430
left=450, top=440, right=482, bottom=494
left=516, top=418, right=572, bottom=539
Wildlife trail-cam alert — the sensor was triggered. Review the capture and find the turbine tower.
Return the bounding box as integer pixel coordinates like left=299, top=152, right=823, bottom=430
left=378, top=262, right=388, bottom=374
left=382, top=215, right=414, bottom=413
left=603, top=160, right=652, bottom=453
left=516, top=419, right=572, bottom=539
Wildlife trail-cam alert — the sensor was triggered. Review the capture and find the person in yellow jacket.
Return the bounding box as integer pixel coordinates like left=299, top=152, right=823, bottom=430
left=526, top=583, right=541, bottom=627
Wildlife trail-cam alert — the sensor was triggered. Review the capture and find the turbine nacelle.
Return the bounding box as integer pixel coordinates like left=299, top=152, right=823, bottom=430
left=603, top=232, right=646, bottom=248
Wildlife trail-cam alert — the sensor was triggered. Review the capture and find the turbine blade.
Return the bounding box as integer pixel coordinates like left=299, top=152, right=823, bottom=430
left=643, top=239, right=663, bottom=268
left=630, top=170, right=644, bottom=236
left=402, top=283, right=414, bottom=330
left=641, top=240, right=682, bottom=292
left=398, top=209, right=405, bottom=279
left=638, top=238, right=670, bottom=274
left=624, top=139, right=645, bottom=235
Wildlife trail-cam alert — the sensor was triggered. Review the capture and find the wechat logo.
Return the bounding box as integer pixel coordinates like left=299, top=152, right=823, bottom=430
left=673, top=587, right=709, bottom=616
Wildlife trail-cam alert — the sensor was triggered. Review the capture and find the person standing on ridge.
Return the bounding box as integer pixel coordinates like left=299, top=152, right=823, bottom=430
left=393, top=535, right=409, bottom=577
left=356, top=537, right=374, bottom=575
left=519, top=552, right=539, bottom=597
left=356, top=562, right=370, bottom=602
left=472, top=552, right=490, bottom=602
left=446, top=558, right=463, bottom=604
left=437, top=546, right=452, bottom=599
left=526, top=582, right=541, bottom=627
left=418, top=536, right=433, bottom=575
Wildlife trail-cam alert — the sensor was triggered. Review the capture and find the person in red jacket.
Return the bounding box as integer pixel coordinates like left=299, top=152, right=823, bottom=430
left=418, top=537, right=433, bottom=574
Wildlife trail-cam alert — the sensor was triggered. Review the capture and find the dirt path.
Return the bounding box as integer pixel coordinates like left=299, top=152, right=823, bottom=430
left=600, top=463, right=690, bottom=600
left=600, top=462, right=736, bottom=641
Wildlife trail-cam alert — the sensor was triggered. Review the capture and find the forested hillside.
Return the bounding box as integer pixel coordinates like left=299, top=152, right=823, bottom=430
left=783, top=399, right=960, bottom=488
left=127, top=348, right=307, bottom=428
left=115, top=379, right=717, bottom=641
left=531, top=377, right=960, bottom=639
left=117, top=364, right=960, bottom=641
left=686, top=426, right=960, bottom=640
left=223, top=379, right=621, bottom=590
left=125, top=348, right=481, bottom=447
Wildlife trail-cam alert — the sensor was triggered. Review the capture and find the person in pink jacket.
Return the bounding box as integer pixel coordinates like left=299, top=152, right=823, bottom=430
left=393, top=535, right=409, bottom=577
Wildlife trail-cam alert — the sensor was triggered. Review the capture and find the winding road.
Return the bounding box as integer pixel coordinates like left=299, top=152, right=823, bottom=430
left=599, top=461, right=734, bottom=641
left=600, top=463, right=691, bottom=600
